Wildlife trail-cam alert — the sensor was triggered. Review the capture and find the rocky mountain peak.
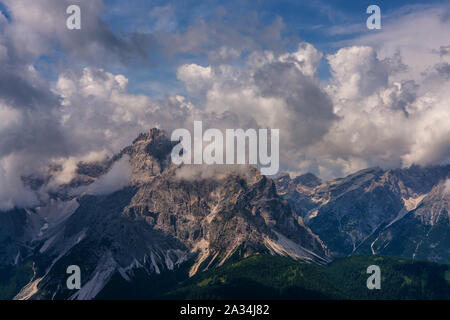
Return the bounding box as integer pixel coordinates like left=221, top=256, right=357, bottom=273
left=293, top=173, right=322, bottom=188
left=121, top=128, right=177, bottom=181
left=132, top=128, right=166, bottom=144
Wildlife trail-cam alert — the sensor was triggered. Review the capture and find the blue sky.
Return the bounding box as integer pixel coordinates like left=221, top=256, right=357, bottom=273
left=0, top=0, right=445, bottom=97
left=10, top=0, right=437, bottom=97
left=110, top=0, right=445, bottom=96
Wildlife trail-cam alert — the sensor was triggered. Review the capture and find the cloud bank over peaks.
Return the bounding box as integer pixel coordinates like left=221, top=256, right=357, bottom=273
left=73, top=156, right=132, bottom=196
left=0, top=0, right=449, bottom=209
left=313, top=45, right=450, bottom=178
left=176, top=42, right=337, bottom=173
left=176, top=41, right=450, bottom=179
left=0, top=154, right=40, bottom=211
left=1, top=40, right=450, bottom=209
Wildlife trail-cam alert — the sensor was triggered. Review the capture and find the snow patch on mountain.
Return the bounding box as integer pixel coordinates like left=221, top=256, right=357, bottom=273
left=70, top=251, right=117, bottom=300
left=264, top=230, right=328, bottom=264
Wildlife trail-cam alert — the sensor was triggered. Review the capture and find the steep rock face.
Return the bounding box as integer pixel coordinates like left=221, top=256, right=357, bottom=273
left=0, top=209, right=28, bottom=266
left=122, top=128, right=177, bottom=182
left=276, top=166, right=450, bottom=262
left=0, top=208, right=43, bottom=267
left=357, top=181, right=450, bottom=264
left=125, top=166, right=328, bottom=275
left=25, top=187, right=188, bottom=300
left=13, top=129, right=328, bottom=300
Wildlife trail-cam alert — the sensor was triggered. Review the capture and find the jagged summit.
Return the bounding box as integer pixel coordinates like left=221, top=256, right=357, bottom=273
left=124, top=128, right=174, bottom=163
left=121, top=128, right=176, bottom=180
left=131, top=128, right=166, bottom=144
left=293, top=173, right=322, bottom=188
left=276, top=172, right=322, bottom=195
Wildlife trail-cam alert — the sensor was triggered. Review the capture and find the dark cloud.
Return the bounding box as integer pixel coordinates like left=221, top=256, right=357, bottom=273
left=436, top=62, right=450, bottom=79
left=0, top=69, right=59, bottom=110
left=253, top=61, right=336, bottom=146
left=433, top=45, right=450, bottom=57
left=2, top=0, right=152, bottom=67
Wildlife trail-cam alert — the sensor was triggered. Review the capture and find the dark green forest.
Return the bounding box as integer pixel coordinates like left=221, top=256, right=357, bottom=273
left=2, top=254, right=449, bottom=300
left=96, top=255, right=450, bottom=300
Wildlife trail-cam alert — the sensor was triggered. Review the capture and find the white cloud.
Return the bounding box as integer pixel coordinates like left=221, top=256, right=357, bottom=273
left=54, top=67, right=196, bottom=155
left=279, top=42, right=323, bottom=78
left=0, top=155, right=39, bottom=211
left=2, top=0, right=150, bottom=65
left=208, top=46, right=241, bottom=62
left=0, top=104, right=21, bottom=132
left=172, top=40, right=450, bottom=179
left=326, top=46, right=389, bottom=100
left=177, top=64, right=212, bottom=95
left=174, top=41, right=450, bottom=179
left=348, top=4, right=450, bottom=82
left=0, top=1, right=450, bottom=209
left=74, top=156, right=132, bottom=196
left=309, top=42, right=450, bottom=178
left=175, top=43, right=336, bottom=173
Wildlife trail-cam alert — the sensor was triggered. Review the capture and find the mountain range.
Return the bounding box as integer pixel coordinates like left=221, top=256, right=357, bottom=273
left=275, top=165, right=450, bottom=263
left=0, top=129, right=449, bottom=300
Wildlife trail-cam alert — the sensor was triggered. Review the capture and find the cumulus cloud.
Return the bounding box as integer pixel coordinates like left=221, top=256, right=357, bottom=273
left=176, top=64, right=212, bottom=95
left=308, top=42, right=450, bottom=178
left=53, top=67, right=196, bottom=155
left=0, top=155, right=39, bottom=211
left=2, top=0, right=150, bottom=65
left=348, top=4, right=450, bottom=82
left=0, top=0, right=450, bottom=209
left=74, top=156, right=132, bottom=196
left=0, top=0, right=156, bottom=209
left=327, top=46, right=390, bottom=100
left=174, top=35, right=450, bottom=179
left=175, top=42, right=337, bottom=172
